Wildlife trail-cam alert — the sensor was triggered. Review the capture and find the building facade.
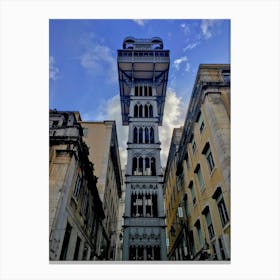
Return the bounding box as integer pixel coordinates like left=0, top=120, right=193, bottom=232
left=118, top=37, right=170, bottom=261
left=164, top=64, right=230, bottom=260
left=49, top=110, right=105, bottom=261
left=163, top=127, right=189, bottom=259
left=79, top=120, right=123, bottom=260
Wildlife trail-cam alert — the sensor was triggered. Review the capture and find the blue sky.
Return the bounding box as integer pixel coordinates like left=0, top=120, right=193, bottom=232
left=49, top=19, right=230, bottom=168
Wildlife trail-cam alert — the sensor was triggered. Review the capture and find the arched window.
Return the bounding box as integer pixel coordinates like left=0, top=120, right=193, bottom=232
left=152, top=194, right=158, bottom=217
left=145, top=194, right=152, bottom=216
left=139, top=86, right=143, bottom=96
left=131, top=194, right=137, bottom=217
left=134, top=105, right=138, bottom=118
left=129, top=246, right=136, bottom=260
left=132, top=157, right=137, bottom=174
left=135, top=86, right=139, bottom=96
left=139, top=127, right=143, bottom=143
left=145, top=127, right=149, bottom=143
left=144, top=86, right=148, bottom=96
left=151, top=157, right=156, bottom=176
left=139, top=105, right=143, bottom=118
left=145, top=157, right=150, bottom=175
left=149, top=105, right=153, bottom=117
left=144, top=104, right=149, bottom=118
left=139, top=157, right=143, bottom=175
left=133, top=127, right=138, bottom=143
left=150, top=127, right=154, bottom=143
left=148, top=86, right=152, bottom=96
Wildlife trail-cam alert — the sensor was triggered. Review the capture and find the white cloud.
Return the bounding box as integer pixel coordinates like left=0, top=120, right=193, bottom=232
left=173, top=56, right=187, bottom=70
left=173, top=56, right=191, bottom=72
left=86, top=90, right=186, bottom=170
left=159, top=88, right=186, bottom=168
left=183, top=41, right=200, bottom=52
left=180, top=23, right=190, bottom=35
left=95, top=94, right=129, bottom=170
left=132, top=19, right=147, bottom=26
left=49, top=56, right=60, bottom=80
left=80, top=36, right=118, bottom=83
left=200, top=19, right=220, bottom=39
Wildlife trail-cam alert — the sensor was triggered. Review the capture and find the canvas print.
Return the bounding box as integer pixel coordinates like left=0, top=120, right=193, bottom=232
left=49, top=19, right=230, bottom=262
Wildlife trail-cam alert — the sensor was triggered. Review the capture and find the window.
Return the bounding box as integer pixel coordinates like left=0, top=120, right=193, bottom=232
left=212, top=242, right=218, bottom=260
left=132, top=157, right=137, bottom=174
left=60, top=222, right=72, bottom=260
left=202, top=143, right=215, bottom=173
left=213, top=187, right=229, bottom=227
left=197, top=112, right=205, bottom=134
left=152, top=194, right=158, bottom=217
left=81, top=192, right=88, bottom=216
left=149, top=105, right=153, bottom=117
left=139, top=105, right=143, bottom=117
left=134, top=105, right=138, bottom=117
left=139, top=127, right=143, bottom=143
left=139, top=157, right=143, bottom=175
left=73, top=174, right=82, bottom=198
left=202, top=206, right=215, bottom=240
left=129, top=246, right=136, bottom=260
left=188, top=230, right=195, bottom=256
left=188, top=181, right=196, bottom=206
left=184, top=152, right=190, bottom=169
left=83, top=127, right=88, bottom=137
left=144, top=104, right=149, bottom=117
left=52, top=120, right=59, bottom=127
left=151, top=157, right=156, bottom=176
left=133, top=127, right=138, bottom=143
left=194, top=220, right=204, bottom=248
left=218, top=238, right=226, bottom=260
left=150, top=127, right=154, bottom=143
left=73, top=236, right=81, bottom=260
left=221, top=69, right=230, bottom=83
left=194, top=164, right=205, bottom=190
left=82, top=244, right=88, bottom=260
left=191, top=136, right=196, bottom=153
left=217, top=196, right=229, bottom=227
left=184, top=194, right=190, bottom=216
left=154, top=246, right=160, bottom=260
left=145, top=127, right=149, bottom=143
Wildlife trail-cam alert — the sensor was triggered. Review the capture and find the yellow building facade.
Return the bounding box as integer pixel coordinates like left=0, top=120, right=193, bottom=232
left=79, top=121, right=123, bottom=260
left=164, top=64, right=230, bottom=261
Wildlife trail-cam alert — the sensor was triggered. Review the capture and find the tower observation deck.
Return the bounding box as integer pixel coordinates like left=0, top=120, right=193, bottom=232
left=118, top=37, right=170, bottom=261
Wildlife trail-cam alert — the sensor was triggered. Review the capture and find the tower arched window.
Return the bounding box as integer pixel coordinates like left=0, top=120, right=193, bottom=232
left=144, top=86, right=148, bottom=96
left=145, top=127, right=149, bottom=143
left=149, top=86, right=152, bottom=96
left=134, top=105, right=138, bottom=118
left=152, top=194, right=158, bottom=217
left=139, top=157, right=143, bottom=175
left=151, top=157, right=156, bottom=176
left=133, top=127, right=138, bottom=143
left=145, top=157, right=150, bottom=175
left=150, top=127, right=154, bottom=143
left=132, top=157, right=137, bottom=174
left=144, top=105, right=149, bottom=118
left=135, top=86, right=139, bottom=96
left=149, top=105, right=153, bottom=117
left=139, top=127, right=143, bottom=143
left=139, top=105, right=143, bottom=118
left=139, top=86, right=143, bottom=96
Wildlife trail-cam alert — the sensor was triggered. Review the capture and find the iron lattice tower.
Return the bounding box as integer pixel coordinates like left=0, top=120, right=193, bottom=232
left=118, top=37, right=170, bottom=261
